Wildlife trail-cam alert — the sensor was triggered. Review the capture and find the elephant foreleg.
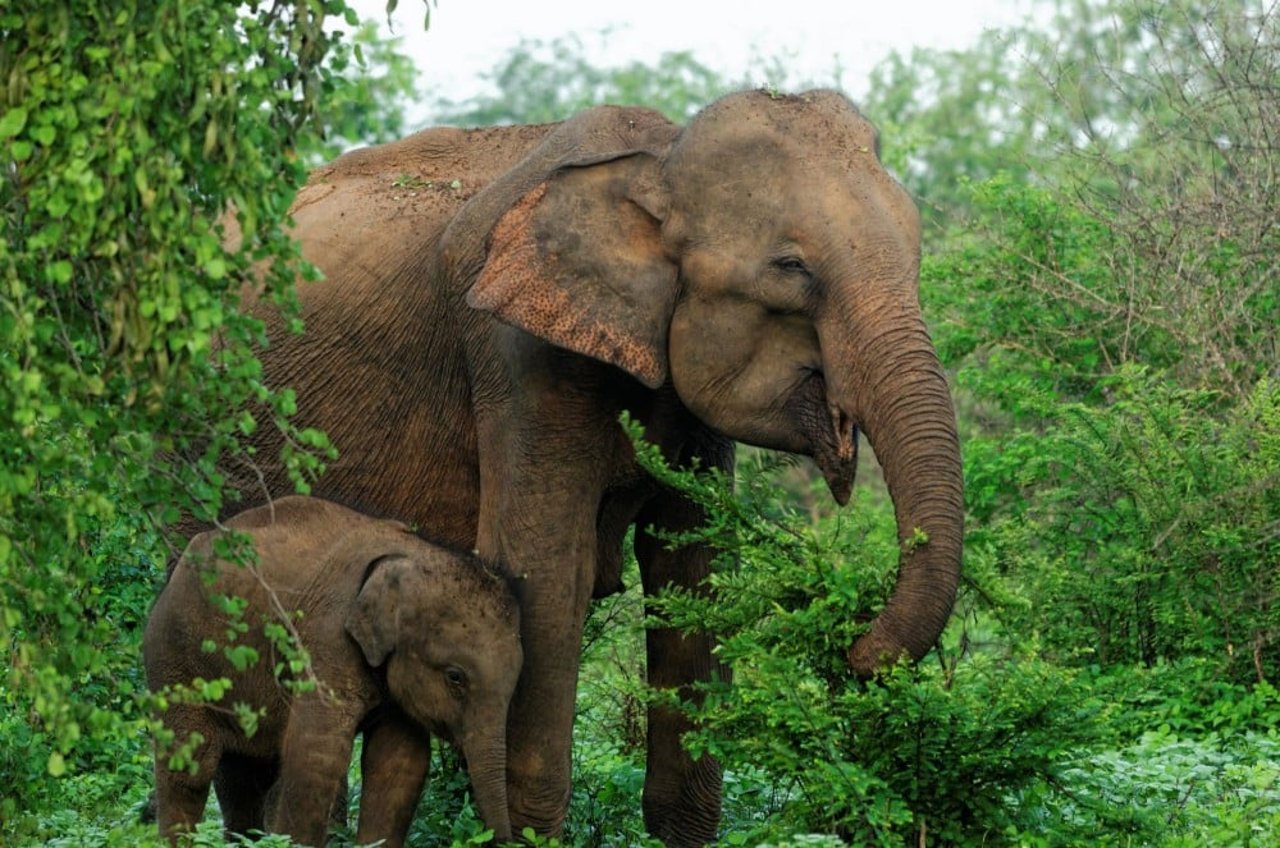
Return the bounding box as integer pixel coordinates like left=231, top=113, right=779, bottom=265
left=355, top=709, right=432, bottom=848
left=273, top=698, right=359, bottom=847
left=474, top=401, right=612, bottom=838
left=494, top=521, right=596, bottom=837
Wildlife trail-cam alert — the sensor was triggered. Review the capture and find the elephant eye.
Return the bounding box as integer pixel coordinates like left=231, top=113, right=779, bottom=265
left=444, top=667, right=468, bottom=693
left=773, top=256, right=810, bottom=277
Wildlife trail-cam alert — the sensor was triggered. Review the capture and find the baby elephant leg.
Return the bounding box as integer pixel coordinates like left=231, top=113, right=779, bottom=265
left=263, top=766, right=350, bottom=835
left=214, top=752, right=278, bottom=840
left=355, top=710, right=432, bottom=848
left=153, top=705, right=220, bottom=845
left=272, top=697, right=359, bottom=847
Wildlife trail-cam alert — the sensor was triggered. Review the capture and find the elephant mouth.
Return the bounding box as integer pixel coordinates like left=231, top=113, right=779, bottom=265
left=788, top=371, right=858, bottom=505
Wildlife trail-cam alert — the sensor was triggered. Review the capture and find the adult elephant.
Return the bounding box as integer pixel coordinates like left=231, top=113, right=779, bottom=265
left=226, top=89, right=963, bottom=845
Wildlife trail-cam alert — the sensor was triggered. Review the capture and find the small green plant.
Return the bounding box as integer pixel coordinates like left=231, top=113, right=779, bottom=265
left=392, top=173, right=429, bottom=189
left=1017, top=729, right=1280, bottom=846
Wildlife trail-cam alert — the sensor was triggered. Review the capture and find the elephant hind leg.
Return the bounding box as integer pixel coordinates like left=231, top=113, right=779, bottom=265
left=635, top=432, right=733, bottom=847
left=214, top=753, right=278, bottom=840
left=153, top=712, right=220, bottom=845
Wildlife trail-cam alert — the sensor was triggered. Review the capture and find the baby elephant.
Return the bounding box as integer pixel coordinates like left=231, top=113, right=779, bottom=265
left=144, top=496, right=522, bottom=847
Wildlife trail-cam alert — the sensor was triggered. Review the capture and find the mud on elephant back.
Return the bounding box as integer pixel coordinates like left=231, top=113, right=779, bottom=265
left=208, top=87, right=962, bottom=846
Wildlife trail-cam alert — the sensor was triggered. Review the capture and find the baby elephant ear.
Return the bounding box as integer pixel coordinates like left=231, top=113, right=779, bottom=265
left=345, top=555, right=408, bottom=668
left=467, top=152, right=677, bottom=389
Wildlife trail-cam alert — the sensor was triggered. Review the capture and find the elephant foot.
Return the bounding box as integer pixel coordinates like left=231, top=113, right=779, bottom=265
left=507, top=778, right=571, bottom=841
left=642, top=755, right=722, bottom=847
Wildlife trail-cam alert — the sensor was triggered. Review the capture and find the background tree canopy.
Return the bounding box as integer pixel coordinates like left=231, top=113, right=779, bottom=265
left=2, top=0, right=1277, bottom=845
left=425, top=30, right=837, bottom=126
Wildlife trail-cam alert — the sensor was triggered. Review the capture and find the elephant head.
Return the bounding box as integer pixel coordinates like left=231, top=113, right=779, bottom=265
left=465, top=89, right=963, bottom=674
left=346, top=553, right=523, bottom=840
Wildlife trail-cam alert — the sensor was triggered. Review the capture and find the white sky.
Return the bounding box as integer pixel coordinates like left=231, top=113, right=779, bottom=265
left=349, top=0, right=1042, bottom=125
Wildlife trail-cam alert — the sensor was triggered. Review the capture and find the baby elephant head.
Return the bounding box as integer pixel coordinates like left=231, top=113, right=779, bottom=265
left=345, top=550, right=522, bottom=841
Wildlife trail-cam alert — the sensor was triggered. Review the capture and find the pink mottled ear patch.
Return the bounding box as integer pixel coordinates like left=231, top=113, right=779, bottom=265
left=467, top=178, right=674, bottom=390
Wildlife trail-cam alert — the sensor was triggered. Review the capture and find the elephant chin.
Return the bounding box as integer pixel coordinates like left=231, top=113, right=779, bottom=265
left=790, top=373, right=858, bottom=505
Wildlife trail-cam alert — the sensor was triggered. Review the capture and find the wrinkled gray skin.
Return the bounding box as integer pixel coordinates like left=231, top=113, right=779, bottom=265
left=145, top=497, right=522, bottom=847
left=222, top=88, right=963, bottom=845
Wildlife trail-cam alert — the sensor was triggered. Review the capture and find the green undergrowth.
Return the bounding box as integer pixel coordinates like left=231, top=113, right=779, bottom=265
left=4, top=448, right=1276, bottom=846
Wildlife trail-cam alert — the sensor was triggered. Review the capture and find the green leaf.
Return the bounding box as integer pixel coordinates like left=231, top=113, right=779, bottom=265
left=48, top=260, right=73, bottom=284
left=45, top=192, right=70, bottom=218
left=204, top=256, right=227, bottom=280
left=0, top=106, right=27, bottom=138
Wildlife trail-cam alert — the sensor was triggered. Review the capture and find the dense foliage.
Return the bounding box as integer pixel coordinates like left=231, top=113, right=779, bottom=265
left=919, top=0, right=1280, bottom=681
left=3, top=0, right=1277, bottom=846
left=0, top=0, right=395, bottom=839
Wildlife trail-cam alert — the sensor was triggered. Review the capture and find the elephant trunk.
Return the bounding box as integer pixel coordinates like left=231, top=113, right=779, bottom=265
left=463, top=723, right=513, bottom=843
left=820, top=303, right=964, bottom=675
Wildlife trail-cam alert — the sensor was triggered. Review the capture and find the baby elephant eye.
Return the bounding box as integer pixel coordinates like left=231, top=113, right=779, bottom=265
left=444, top=667, right=467, bottom=691
left=773, top=256, right=810, bottom=276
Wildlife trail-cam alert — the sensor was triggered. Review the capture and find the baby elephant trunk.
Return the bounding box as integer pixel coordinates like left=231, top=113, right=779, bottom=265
left=463, top=724, right=512, bottom=842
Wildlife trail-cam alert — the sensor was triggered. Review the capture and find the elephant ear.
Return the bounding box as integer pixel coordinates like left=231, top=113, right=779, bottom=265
left=466, top=152, right=677, bottom=389
left=344, top=555, right=410, bottom=668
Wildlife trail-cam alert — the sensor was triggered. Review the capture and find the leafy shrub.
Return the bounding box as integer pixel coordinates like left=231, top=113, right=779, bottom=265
left=0, top=1, right=416, bottom=841
left=0, top=509, right=159, bottom=834
left=914, top=0, right=1280, bottom=684
left=626, top=424, right=1109, bottom=845
left=1089, top=660, right=1280, bottom=742
left=956, top=359, right=1280, bottom=678
left=1, top=0, right=357, bottom=801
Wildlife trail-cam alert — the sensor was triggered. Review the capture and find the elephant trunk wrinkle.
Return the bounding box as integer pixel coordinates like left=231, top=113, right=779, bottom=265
left=820, top=304, right=963, bottom=676
left=464, top=732, right=513, bottom=841
left=850, top=393, right=964, bottom=673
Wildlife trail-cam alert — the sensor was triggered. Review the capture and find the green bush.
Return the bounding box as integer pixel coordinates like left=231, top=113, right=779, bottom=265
left=914, top=0, right=1280, bottom=685
left=625, top=424, right=1110, bottom=845
left=962, top=367, right=1280, bottom=677
left=923, top=167, right=1279, bottom=681
left=0, top=1, right=414, bottom=841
